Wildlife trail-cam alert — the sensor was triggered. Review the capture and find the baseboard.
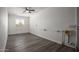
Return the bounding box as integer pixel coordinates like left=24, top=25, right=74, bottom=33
left=8, top=32, right=30, bottom=36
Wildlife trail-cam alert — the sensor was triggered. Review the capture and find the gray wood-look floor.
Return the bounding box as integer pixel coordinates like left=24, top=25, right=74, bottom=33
left=5, top=33, right=76, bottom=52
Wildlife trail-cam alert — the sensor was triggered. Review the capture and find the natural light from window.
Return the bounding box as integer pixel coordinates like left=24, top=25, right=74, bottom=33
left=16, top=19, right=24, bottom=26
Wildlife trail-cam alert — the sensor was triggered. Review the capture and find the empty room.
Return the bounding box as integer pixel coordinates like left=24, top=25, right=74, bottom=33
left=0, top=7, right=79, bottom=52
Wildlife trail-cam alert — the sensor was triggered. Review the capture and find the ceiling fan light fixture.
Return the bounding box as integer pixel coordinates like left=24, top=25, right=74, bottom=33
left=26, top=10, right=29, bottom=13
left=23, top=7, right=35, bottom=13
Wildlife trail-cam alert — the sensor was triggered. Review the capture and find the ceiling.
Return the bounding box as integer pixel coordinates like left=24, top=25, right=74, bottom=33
left=8, top=7, right=47, bottom=17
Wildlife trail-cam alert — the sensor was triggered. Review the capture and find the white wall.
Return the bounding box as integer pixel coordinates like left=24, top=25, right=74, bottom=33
left=30, top=7, right=76, bottom=45
left=8, top=14, right=29, bottom=35
left=0, top=8, right=8, bottom=51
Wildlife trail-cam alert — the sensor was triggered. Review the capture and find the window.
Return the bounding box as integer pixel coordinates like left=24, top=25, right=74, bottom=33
left=16, top=19, right=24, bottom=26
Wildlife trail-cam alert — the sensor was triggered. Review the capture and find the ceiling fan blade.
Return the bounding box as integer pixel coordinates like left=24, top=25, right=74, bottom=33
left=23, top=10, right=26, bottom=13
left=29, top=10, right=35, bottom=11
left=26, top=7, right=29, bottom=11
left=23, top=7, right=28, bottom=13
left=29, top=11, right=32, bottom=13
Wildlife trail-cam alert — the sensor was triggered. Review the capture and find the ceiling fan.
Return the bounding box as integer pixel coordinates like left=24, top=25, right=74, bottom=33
left=23, top=7, right=35, bottom=13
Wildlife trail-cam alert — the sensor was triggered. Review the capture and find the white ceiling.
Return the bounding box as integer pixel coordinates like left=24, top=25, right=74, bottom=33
left=8, top=7, right=47, bottom=17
